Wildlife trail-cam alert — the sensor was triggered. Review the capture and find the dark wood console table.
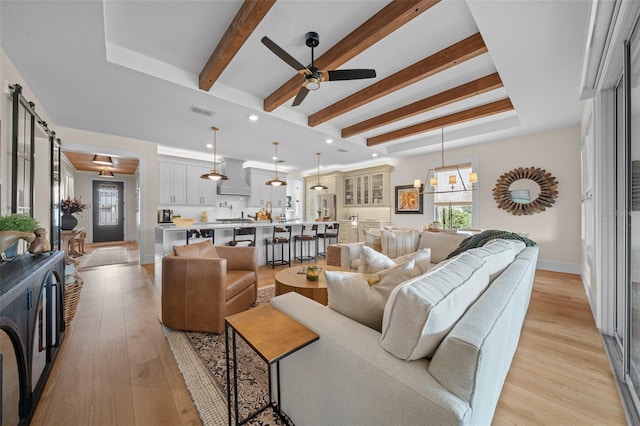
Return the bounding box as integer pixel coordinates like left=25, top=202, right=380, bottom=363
left=0, top=250, right=65, bottom=424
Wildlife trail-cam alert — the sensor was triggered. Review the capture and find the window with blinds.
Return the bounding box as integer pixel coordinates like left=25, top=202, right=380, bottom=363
left=433, top=163, right=474, bottom=206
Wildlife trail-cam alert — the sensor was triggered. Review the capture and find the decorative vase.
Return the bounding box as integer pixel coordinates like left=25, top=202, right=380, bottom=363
left=61, top=213, right=78, bottom=231
left=306, top=265, right=320, bottom=281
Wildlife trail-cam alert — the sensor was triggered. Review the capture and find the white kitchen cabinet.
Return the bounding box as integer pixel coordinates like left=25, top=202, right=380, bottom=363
left=245, top=167, right=288, bottom=207
left=343, top=165, right=392, bottom=207
left=186, top=165, right=217, bottom=205
left=158, top=161, right=186, bottom=205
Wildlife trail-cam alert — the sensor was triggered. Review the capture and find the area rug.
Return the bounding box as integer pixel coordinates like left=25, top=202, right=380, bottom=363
left=79, top=246, right=128, bottom=268
left=165, top=285, right=287, bottom=426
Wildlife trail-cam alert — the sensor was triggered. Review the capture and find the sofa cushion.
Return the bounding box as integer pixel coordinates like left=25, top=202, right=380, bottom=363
left=358, top=245, right=397, bottom=273
left=362, top=228, right=382, bottom=252
left=225, top=270, right=257, bottom=300
left=417, top=231, right=468, bottom=263
left=380, top=229, right=421, bottom=258
left=380, top=252, right=489, bottom=360
left=359, top=245, right=432, bottom=274
left=325, top=261, right=422, bottom=331
left=173, top=239, right=218, bottom=258
left=466, top=239, right=526, bottom=281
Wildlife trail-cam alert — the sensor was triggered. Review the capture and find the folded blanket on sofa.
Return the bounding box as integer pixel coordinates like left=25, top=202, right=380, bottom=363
left=446, top=230, right=536, bottom=259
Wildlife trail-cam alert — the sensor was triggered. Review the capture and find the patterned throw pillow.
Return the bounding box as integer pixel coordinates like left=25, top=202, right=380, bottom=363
left=379, top=229, right=421, bottom=258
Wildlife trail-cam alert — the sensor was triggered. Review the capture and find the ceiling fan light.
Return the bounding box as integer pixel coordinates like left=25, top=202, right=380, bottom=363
left=305, top=77, right=320, bottom=90
left=92, top=155, right=113, bottom=166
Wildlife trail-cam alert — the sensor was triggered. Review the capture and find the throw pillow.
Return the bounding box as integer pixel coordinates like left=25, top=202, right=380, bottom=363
left=173, top=240, right=218, bottom=258
left=380, top=229, right=421, bottom=258
left=362, top=228, right=382, bottom=252
left=359, top=245, right=432, bottom=274
left=358, top=245, right=397, bottom=273
left=325, top=260, right=419, bottom=332
left=379, top=252, right=489, bottom=360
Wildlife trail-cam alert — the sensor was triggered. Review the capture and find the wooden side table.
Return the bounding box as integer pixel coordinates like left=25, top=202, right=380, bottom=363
left=225, top=304, right=318, bottom=425
left=275, top=265, right=343, bottom=305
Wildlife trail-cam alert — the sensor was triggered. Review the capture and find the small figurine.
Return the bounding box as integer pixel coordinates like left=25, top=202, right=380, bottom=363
left=0, top=230, right=36, bottom=261
left=28, top=227, right=52, bottom=255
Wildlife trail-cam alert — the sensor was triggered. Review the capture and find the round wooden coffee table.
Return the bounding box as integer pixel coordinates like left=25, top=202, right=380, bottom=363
left=274, top=265, right=343, bottom=305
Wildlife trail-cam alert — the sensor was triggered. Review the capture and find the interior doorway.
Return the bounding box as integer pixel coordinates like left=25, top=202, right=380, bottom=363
left=92, top=180, right=124, bottom=242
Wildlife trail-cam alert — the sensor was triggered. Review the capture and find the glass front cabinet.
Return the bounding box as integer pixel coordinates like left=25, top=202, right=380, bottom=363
left=343, top=165, right=392, bottom=207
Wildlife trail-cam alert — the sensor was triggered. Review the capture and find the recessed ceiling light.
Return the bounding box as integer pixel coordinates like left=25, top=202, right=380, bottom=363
left=326, top=138, right=333, bottom=144
left=248, top=114, right=259, bottom=121
left=371, top=153, right=378, bottom=157
left=206, top=143, right=213, bottom=148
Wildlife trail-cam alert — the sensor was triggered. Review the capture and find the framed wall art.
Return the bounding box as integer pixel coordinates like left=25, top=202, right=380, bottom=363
left=395, top=185, right=423, bottom=214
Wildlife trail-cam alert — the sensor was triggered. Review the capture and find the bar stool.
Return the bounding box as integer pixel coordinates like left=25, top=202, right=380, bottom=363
left=316, top=223, right=339, bottom=257
left=293, top=224, right=318, bottom=263
left=265, top=225, right=292, bottom=268
left=186, top=229, right=215, bottom=245
left=227, top=227, right=256, bottom=246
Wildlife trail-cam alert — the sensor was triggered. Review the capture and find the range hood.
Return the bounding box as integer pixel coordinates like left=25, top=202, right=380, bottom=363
left=217, top=158, right=251, bottom=196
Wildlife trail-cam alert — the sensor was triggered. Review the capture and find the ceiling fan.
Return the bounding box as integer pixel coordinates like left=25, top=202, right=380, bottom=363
left=261, top=31, right=377, bottom=107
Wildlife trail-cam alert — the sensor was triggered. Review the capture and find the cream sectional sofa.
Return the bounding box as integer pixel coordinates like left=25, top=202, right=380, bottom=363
left=331, top=229, right=469, bottom=271
left=271, top=240, right=539, bottom=425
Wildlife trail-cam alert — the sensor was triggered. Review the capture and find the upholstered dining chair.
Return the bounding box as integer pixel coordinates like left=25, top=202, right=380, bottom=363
left=161, top=240, right=258, bottom=334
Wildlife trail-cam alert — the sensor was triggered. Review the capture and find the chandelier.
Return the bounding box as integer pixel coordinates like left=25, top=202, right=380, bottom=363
left=310, top=152, right=328, bottom=190
left=200, top=126, right=229, bottom=181
left=266, top=141, right=287, bottom=186
left=414, top=128, right=478, bottom=194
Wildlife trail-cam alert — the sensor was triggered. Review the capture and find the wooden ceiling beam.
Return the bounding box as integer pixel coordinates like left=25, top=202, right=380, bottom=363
left=341, top=72, right=503, bottom=138
left=309, top=32, right=488, bottom=127
left=366, top=98, right=514, bottom=146
left=263, top=0, right=440, bottom=112
left=199, top=0, right=276, bottom=91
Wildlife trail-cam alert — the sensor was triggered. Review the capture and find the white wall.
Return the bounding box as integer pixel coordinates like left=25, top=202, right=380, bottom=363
left=390, top=127, right=581, bottom=273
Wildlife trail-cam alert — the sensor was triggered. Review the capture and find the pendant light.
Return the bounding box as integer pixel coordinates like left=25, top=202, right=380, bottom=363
left=266, top=141, right=286, bottom=186
left=310, top=152, right=328, bottom=190
left=200, top=126, right=228, bottom=181
left=98, top=169, right=114, bottom=177
left=92, top=154, right=113, bottom=166
left=413, top=128, right=478, bottom=194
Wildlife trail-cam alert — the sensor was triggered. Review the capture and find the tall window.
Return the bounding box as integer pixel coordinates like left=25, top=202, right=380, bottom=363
left=433, top=163, right=474, bottom=229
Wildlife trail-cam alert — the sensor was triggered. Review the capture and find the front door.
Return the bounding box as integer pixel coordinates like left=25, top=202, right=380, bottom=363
left=92, top=180, right=124, bottom=242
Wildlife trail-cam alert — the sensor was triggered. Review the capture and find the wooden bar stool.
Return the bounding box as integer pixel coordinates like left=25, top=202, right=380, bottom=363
left=265, top=225, right=292, bottom=268
left=293, top=224, right=318, bottom=263
left=316, top=223, right=339, bottom=257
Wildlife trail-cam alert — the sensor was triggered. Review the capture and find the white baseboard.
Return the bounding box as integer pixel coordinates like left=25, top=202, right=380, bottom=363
left=536, top=260, right=581, bottom=274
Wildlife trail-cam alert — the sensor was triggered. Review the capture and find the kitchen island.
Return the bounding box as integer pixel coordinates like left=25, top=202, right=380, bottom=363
left=155, top=220, right=338, bottom=266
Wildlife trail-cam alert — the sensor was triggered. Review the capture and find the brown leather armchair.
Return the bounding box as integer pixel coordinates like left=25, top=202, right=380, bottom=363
left=161, top=243, right=258, bottom=333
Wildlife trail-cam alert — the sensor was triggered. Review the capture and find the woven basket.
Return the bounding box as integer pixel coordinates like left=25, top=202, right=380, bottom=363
left=64, top=276, right=84, bottom=327
left=327, top=244, right=342, bottom=267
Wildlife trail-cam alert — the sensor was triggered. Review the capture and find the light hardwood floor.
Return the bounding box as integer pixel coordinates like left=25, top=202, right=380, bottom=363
left=31, top=244, right=627, bottom=425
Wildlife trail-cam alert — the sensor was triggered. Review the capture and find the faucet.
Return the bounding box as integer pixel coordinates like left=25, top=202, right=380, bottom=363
left=265, top=201, right=272, bottom=213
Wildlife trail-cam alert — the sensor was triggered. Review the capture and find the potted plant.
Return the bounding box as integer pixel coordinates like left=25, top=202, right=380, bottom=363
left=60, top=196, right=88, bottom=230
left=0, top=213, right=39, bottom=260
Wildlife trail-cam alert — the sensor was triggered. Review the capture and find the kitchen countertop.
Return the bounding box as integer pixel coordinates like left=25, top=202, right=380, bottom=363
left=156, top=220, right=337, bottom=231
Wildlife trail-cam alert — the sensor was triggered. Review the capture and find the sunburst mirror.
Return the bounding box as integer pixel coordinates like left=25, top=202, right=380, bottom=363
left=492, top=167, right=558, bottom=215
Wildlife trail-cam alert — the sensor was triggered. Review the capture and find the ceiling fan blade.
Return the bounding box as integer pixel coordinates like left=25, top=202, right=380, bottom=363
left=292, top=86, right=310, bottom=107
left=327, top=69, right=377, bottom=81
left=261, top=36, right=307, bottom=72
